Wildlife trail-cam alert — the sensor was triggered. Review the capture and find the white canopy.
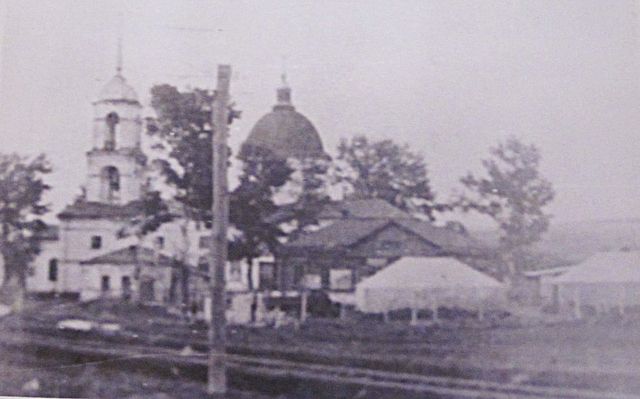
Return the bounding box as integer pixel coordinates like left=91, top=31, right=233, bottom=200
left=551, top=251, right=640, bottom=284
left=548, top=251, right=640, bottom=310
left=355, top=257, right=505, bottom=313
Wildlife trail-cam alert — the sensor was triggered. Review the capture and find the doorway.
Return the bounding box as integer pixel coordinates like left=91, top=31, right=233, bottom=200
left=140, top=279, right=155, bottom=302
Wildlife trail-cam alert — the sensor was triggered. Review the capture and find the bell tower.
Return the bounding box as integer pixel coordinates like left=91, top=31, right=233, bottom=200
left=85, top=44, right=145, bottom=204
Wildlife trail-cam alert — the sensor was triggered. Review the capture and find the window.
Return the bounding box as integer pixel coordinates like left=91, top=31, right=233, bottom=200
left=48, top=259, right=58, bottom=282
left=229, top=261, right=242, bottom=282
left=199, top=236, right=211, bottom=249
left=100, top=166, right=120, bottom=202
left=155, top=236, right=165, bottom=249
left=91, top=236, right=102, bottom=249
left=378, top=240, right=401, bottom=251
left=330, top=269, right=353, bottom=290
left=105, top=112, right=119, bottom=150
left=259, top=262, right=276, bottom=290
left=198, top=256, right=209, bottom=272
left=101, top=275, right=110, bottom=292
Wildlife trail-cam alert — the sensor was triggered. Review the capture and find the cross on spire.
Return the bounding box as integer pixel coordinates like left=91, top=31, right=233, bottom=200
left=116, top=10, right=124, bottom=74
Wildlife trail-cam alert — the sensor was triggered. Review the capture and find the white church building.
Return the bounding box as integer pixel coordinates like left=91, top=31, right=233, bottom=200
left=26, top=64, right=258, bottom=304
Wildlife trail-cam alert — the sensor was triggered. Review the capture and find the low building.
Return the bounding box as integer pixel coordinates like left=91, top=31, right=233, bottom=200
left=274, top=213, right=484, bottom=303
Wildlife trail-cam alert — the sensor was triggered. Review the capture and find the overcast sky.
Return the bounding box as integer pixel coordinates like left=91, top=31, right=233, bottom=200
left=1, top=0, right=639, bottom=227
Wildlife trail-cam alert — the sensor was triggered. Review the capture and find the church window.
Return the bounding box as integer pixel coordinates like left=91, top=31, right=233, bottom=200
left=91, top=235, right=102, bottom=249
left=101, top=166, right=120, bottom=202
left=48, top=259, right=58, bottom=282
left=101, top=275, right=110, bottom=292
left=105, top=112, right=119, bottom=150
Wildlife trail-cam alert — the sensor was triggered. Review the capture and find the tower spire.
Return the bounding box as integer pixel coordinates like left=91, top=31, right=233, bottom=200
left=276, top=56, right=292, bottom=107
left=116, top=36, right=123, bottom=74
left=116, top=10, right=124, bottom=74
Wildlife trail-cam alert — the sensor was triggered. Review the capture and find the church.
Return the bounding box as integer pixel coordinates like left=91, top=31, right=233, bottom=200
left=25, top=60, right=328, bottom=306
left=24, top=58, right=480, bottom=319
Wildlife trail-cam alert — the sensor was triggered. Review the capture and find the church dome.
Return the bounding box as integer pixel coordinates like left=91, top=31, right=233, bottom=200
left=241, top=81, right=327, bottom=160
left=97, top=74, right=139, bottom=103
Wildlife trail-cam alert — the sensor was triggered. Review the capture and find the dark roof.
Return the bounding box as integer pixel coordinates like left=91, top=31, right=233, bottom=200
left=287, top=219, right=389, bottom=249
left=80, top=245, right=178, bottom=267
left=395, top=219, right=483, bottom=254
left=240, top=86, right=327, bottom=160
left=58, top=200, right=143, bottom=220
left=284, top=218, right=482, bottom=256
left=319, top=199, right=413, bottom=220
left=34, top=225, right=59, bottom=241
left=265, top=198, right=411, bottom=225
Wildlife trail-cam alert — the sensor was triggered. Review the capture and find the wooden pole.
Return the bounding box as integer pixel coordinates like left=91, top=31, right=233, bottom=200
left=207, top=64, right=231, bottom=396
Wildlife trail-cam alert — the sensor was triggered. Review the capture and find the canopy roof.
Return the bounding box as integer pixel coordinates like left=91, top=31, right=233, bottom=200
left=551, top=251, right=640, bottom=284
left=359, top=257, right=502, bottom=290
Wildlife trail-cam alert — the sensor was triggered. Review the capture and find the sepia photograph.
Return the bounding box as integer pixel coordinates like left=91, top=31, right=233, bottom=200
left=0, top=0, right=639, bottom=398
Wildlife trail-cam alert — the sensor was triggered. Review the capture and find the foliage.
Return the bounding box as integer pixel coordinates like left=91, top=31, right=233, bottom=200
left=0, top=153, right=51, bottom=286
left=457, top=136, right=554, bottom=275
left=228, top=155, right=293, bottom=290
left=147, top=84, right=217, bottom=221
left=334, top=135, right=444, bottom=220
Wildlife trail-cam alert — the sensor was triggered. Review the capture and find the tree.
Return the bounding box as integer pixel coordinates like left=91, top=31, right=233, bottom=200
left=0, top=153, right=51, bottom=289
left=147, top=84, right=217, bottom=222
left=334, top=135, right=444, bottom=220
left=228, top=155, right=293, bottom=291
left=457, top=136, right=554, bottom=278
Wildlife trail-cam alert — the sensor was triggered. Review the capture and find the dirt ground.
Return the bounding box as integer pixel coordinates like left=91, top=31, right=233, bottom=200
left=3, top=299, right=640, bottom=396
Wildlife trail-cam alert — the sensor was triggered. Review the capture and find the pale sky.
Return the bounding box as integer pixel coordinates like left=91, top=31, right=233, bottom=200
left=1, top=0, right=639, bottom=227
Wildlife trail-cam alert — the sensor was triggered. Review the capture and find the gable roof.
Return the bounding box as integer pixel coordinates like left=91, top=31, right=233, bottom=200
left=265, top=198, right=412, bottom=225
left=59, top=200, right=144, bottom=220
left=80, top=245, right=178, bottom=267
left=287, top=219, right=390, bottom=250
left=284, top=218, right=482, bottom=255
left=318, top=198, right=413, bottom=220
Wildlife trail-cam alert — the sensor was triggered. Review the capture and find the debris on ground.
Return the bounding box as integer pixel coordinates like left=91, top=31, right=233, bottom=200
left=56, top=319, right=93, bottom=332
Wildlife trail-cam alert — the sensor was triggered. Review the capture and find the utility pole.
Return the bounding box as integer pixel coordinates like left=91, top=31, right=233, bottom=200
left=208, top=64, right=231, bottom=396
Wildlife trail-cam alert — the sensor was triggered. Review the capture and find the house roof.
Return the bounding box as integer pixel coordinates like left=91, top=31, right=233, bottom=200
left=284, top=218, right=482, bottom=255
left=319, top=198, right=413, bottom=220
left=58, top=200, right=144, bottom=220
left=265, top=198, right=412, bottom=225
left=551, top=251, right=640, bottom=284
left=80, top=245, right=177, bottom=267
left=286, top=219, right=390, bottom=250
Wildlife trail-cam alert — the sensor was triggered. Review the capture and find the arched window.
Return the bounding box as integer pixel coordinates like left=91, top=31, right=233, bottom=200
left=105, top=112, right=119, bottom=150
left=101, top=166, right=120, bottom=202
left=48, top=258, right=58, bottom=282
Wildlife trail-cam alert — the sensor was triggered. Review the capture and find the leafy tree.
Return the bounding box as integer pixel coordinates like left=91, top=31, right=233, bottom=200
left=457, top=136, right=554, bottom=278
left=148, top=84, right=329, bottom=297
left=228, top=155, right=293, bottom=290
left=147, top=84, right=217, bottom=222
left=0, top=153, right=51, bottom=288
left=334, top=135, right=444, bottom=220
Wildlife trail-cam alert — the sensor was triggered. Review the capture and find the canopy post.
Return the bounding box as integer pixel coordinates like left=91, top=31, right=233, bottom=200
left=618, top=284, right=626, bottom=317
left=431, top=296, right=439, bottom=323
left=410, top=307, right=418, bottom=326
left=573, top=286, right=582, bottom=320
